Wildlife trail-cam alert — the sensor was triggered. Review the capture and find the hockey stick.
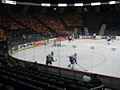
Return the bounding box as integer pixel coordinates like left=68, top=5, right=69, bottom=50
left=77, top=64, right=88, bottom=71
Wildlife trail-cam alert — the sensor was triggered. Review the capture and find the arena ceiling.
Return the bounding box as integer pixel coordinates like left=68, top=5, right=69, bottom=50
left=5, top=0, right=119, bottom=3
left=1, top=0, right=120, bottom=6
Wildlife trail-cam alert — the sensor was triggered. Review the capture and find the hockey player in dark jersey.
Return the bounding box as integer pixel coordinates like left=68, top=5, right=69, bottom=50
left=46, top=52, right=55, bottom=65
left=68, top=53, right=77, bottom=69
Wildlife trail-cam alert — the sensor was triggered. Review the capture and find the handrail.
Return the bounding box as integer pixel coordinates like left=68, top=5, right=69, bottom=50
left=90, top=85, right=104, bottom=90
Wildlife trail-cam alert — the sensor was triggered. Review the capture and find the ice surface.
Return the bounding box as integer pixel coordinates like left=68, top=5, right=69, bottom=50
left=12, top=39, right=120, bottom=78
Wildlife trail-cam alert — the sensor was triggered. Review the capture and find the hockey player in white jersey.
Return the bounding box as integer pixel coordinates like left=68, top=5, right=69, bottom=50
left=93, top=33, right=96, bottom=39
left=68, top=36, right=73, bottom=42
left=107, top=36, right=112, bottom=45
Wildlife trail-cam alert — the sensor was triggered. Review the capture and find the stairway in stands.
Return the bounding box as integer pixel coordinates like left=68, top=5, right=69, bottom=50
left=99, top=24, right=107, bottom=36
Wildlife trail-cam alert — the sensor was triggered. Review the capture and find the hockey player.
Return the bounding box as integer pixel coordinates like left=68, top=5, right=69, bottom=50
left=93, top=33, right=96, bottom=39
left=46, top=52, right=55, bottom=65
left=68, top=36, right=73, bottom=42
left=107, top=36, right=112, bottom=45
left=68, top=53, right=77, bottom=69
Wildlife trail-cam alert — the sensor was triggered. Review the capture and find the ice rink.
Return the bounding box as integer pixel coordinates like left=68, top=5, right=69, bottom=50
left=12, top=39, right=120, bottom=78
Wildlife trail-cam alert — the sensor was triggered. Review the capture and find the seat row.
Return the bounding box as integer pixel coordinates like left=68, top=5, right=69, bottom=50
left=0, top=65, right=99, bottom=90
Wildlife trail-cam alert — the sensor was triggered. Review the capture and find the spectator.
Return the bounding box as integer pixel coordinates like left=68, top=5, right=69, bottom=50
left=33, top=61, right=38, bottom=71
left=82, top=73, right=91, bottom=83
left=91, top=74, right=102, bottom=87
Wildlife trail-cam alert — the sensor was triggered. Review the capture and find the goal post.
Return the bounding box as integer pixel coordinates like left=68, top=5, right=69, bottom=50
left=52, top=36, right=67, bottom=47
left=52, top=39, right=61, bottom=47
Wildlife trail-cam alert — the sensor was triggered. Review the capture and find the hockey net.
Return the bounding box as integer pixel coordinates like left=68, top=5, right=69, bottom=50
left=52, top=36, right=67, bottom=47
left=52, top=39, right=61, bottom=46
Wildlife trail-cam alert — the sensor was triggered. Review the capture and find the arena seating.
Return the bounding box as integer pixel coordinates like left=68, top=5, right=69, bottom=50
left=0, top=28, right=6, bottom=41
left=1, top=13, right=83, bottom=37
left=104, top=23, right=120, bottom=36
left=36, top=14, right=65, bottom=34
left=84, top=11, right=120, bottom=35
left=84, top=12, right=104, bottom=34
left=11, top=14, right=52, bottom=36
left=1, top=15, right=25, bottom=30
left=0, top=55, right=105, bottom=90
left=61, top=14, right=83, bottom=27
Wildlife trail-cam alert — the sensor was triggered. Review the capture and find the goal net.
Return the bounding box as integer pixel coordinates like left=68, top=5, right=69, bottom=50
left=52, top=39, right=61, bottom=47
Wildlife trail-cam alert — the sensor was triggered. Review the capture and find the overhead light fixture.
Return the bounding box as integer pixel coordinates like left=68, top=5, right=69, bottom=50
left=41, top=3, right=51, bottom=7
left=74, top=3, right=83, bottom=6
left=91, top=2, right=101, bottom=6
left=109, top=1, right=116, bottom=4
left=58, top=3, right=67, bottom=7
left=2, top=0, right=6, bottom=3
left=2, top=0, right=16, bottom=5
